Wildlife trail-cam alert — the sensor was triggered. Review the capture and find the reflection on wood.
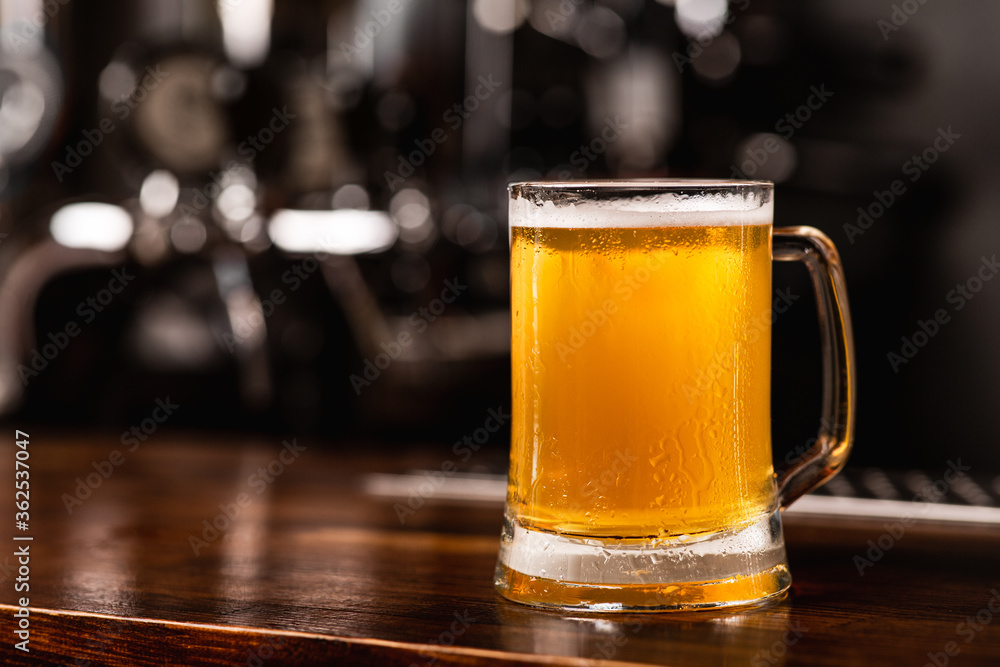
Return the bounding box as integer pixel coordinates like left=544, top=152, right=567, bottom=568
left=0, top=433, right=998, bottom=665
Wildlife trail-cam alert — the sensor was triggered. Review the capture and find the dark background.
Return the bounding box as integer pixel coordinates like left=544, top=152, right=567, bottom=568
left=0, top=0, right=996, bottom=472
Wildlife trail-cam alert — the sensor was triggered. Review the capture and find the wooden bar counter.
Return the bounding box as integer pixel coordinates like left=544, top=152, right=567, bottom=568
left=1, top=431, right=998, bottom=665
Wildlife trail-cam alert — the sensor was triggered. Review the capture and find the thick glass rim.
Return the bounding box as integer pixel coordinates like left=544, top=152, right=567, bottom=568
left=509, top=179, right=774, bottom=210
left=509, top=179, right=773, bottom=195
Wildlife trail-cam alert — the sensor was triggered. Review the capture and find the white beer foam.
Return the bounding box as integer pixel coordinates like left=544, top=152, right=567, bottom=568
left=510, top=192, right=773, bottom=228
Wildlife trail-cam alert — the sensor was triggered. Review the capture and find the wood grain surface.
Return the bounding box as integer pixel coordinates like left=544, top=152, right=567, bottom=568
left=0, top=429, right=997, bottom=666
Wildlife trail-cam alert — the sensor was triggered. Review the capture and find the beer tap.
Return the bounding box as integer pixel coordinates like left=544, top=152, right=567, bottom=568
left=0, top=0, right=513, bottom=437
left=0, top=0, right=280, bottom=417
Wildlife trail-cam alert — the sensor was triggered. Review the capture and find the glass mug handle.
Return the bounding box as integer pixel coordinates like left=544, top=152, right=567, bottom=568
left=773, top=226, right=856, bottom=508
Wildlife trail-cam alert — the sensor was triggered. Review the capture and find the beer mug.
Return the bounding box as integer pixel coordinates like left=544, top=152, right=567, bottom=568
left=495, top=180, right=855, bottom=611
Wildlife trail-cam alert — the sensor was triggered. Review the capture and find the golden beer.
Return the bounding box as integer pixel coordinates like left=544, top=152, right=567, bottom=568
left=509, top=222, right=776, bottom=541
left=497, top=180, right=854, bottom=611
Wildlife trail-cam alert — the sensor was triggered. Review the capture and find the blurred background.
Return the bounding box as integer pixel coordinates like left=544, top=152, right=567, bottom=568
left=0, top=0, right=996, bottom=472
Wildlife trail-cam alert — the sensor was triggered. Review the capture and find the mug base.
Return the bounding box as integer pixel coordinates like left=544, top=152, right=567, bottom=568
left=494, top=508, right=791, bottom=611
